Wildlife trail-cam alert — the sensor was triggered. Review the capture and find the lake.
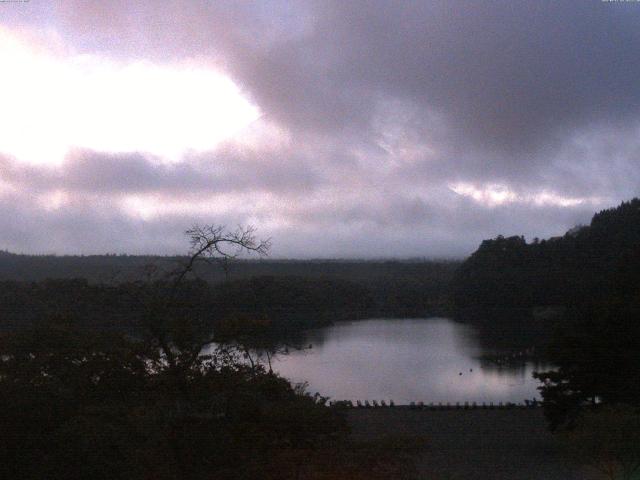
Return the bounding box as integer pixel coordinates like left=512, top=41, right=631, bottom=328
left=272, top=318, right=545, bottom=404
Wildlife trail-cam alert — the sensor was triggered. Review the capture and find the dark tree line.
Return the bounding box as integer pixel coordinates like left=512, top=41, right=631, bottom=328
left=454, top=198, right=640, bottom=312
left=0, top=274, right=452, bottom=337
left=0, top=249, right=458, bottom=285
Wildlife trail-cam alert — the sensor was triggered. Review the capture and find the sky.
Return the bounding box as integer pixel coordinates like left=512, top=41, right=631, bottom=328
left=0, top=1, right=639, bottom=258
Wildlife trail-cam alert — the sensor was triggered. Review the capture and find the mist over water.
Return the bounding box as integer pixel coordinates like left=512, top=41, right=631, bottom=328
left=273, top=318, right=545, bottom=404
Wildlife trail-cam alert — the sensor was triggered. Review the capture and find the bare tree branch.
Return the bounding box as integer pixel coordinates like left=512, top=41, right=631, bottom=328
left=170, top=224, right=271, bottom=288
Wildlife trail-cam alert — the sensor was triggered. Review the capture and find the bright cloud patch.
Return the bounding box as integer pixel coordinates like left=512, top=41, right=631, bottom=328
left=0, top=28, right=260, bottom=165
left=449, top=183, right=518, bottom=207
left=449, top=183, right=603, bottom=209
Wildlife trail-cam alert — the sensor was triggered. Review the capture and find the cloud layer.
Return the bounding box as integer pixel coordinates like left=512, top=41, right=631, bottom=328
left=1, top=1, right=639, bottom=257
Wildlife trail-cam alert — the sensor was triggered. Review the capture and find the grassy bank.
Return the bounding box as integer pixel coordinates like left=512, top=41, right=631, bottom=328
left=346, top=408, right=601, bottom=480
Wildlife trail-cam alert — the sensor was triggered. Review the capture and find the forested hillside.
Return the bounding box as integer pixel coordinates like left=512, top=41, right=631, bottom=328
left=453, top=199, right=640, bottom=428
left=453, top=198, right=640, bottom=311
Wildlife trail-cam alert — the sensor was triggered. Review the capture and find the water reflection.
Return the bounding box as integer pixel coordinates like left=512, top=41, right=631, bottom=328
left=272, top=318, right=547, bottom=404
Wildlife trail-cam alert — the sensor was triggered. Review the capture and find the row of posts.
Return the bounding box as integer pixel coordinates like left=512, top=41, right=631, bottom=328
left=328, top=400, right=540, bottom=409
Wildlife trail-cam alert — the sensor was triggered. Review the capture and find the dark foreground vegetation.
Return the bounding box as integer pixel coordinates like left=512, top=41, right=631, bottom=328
left=0, top=316, right=427, bottom=480
left=0, top=317, right=339, bottom=479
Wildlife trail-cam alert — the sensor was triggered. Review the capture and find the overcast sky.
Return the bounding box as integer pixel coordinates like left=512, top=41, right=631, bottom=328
left=1, top=1, right=639, bottom=258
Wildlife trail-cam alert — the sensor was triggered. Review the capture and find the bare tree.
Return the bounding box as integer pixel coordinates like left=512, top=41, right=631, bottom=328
left=171, top=224, right=271, bottom=287
left=137, top=224, right=270, bottom=371
left=129, top=224, right=271, bottom=474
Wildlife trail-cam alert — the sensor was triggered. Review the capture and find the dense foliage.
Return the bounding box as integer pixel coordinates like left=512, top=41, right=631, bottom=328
left=0, top=287, right=424, bottom=479
left=454, top=198, right=640, bottom=312
left=0, top=273, right=451, bottom=336
left=454, top=199, right=640, bottom=428
left=0, top=317, right=349, bottom=479
left=533, top=276, right=640, bottom=430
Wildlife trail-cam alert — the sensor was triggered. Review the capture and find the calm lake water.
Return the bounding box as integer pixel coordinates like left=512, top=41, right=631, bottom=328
left=272, top=318, right=545, bottom=404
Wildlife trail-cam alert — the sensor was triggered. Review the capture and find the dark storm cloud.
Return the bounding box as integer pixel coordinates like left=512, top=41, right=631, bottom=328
left=238, top=0, right=640, bottom=182
left=46, top=1, right=640, bottom=177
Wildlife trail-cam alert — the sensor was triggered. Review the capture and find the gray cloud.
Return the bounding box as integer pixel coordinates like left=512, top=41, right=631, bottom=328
left=0, top=145, right=325, bottom=196
left=44, top=2, right=640, bottom=174
left=0, top=155, right=598, bottom=257
left=1, top=1, right=639, bottom=256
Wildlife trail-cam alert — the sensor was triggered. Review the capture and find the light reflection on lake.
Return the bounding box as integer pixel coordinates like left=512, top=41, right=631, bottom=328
left=272, top=318, right=546, bottom=404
